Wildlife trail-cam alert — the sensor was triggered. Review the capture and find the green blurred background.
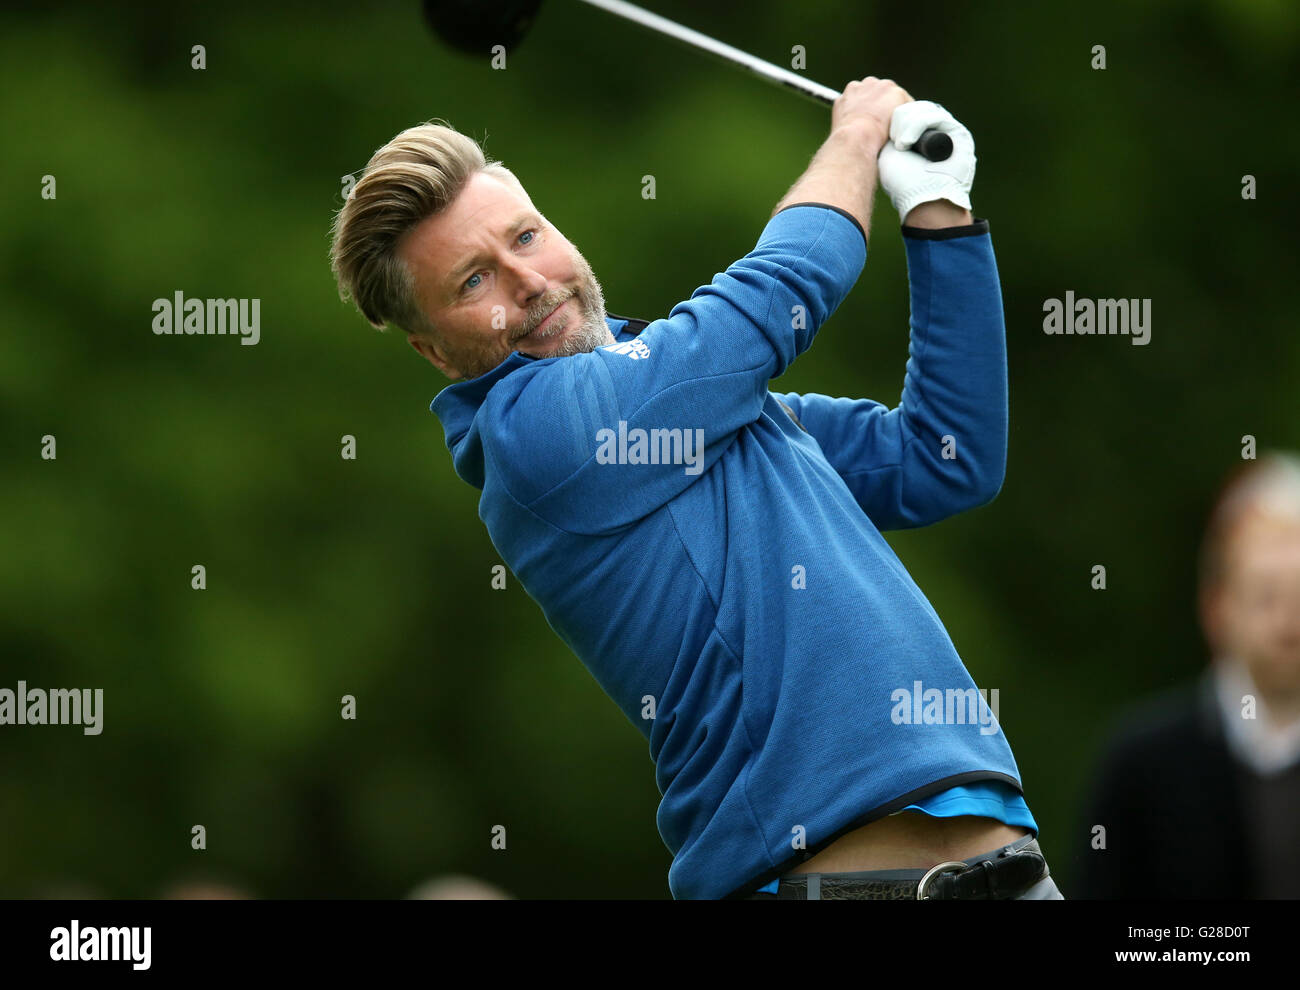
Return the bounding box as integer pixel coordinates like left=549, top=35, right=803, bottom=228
left=1, top=0, right=1297, bottom=898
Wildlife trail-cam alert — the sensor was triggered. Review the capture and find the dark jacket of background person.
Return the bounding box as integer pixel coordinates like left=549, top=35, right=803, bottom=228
left=1077, top=671, right=1248, bottom=898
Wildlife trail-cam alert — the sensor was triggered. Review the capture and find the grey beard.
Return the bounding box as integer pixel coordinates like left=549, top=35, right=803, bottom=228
left=547, top=305, right=614, bottom=357
left=541, top=268, right=614, bottom=358
left=452, top=250, right=617, bottom=379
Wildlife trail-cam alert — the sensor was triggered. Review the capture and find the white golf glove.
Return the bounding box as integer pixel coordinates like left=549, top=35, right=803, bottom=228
left=877, top=100, right=976, bottom=220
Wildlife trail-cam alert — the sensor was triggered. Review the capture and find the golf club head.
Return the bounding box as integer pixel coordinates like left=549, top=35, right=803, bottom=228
left=422, top=0, right=544, bottom=55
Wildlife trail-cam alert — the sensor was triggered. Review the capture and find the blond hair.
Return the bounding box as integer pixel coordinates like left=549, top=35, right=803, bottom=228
left=329, top=119, right=524, bottom=339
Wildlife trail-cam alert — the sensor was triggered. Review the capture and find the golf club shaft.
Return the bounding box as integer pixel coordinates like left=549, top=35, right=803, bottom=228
left=574, top=0, right=952, bottom=161
left=578, top=0, right=839, bottom=106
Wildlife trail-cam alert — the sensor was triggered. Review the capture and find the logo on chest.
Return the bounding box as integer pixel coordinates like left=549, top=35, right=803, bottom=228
left=600, top=339, right=651, bottom=360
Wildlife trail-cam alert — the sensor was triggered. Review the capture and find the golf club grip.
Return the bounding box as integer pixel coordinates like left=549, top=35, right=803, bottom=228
left=913, top=128, right=953, bottom=162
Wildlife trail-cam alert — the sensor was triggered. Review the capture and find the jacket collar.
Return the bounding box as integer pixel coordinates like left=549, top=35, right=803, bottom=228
left=428, top=314, right=644, bottom=488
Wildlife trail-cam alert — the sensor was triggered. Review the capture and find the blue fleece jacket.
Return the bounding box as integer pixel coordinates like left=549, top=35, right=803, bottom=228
left=430, top=202, right=1030, bottom=899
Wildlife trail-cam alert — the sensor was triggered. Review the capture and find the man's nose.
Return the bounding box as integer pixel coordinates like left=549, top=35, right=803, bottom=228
left=501, top=256, right=548, bottom=302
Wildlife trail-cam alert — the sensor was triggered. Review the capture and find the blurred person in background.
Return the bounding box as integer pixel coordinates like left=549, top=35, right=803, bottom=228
left=406, top=874, right=511, bottom=899
left=159, top=877, right=253, bottom=899
left=1077, top=452, right=1300, bottom=898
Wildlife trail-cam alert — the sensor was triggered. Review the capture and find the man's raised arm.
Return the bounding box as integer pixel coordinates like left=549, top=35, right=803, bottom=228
left=773, top=100, right=1008, bottom=530
left=772, top=76, right=916, bottom=243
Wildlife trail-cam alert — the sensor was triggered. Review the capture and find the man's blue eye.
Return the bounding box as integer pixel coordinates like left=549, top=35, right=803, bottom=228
left=462, top=229, right=539, bottom=293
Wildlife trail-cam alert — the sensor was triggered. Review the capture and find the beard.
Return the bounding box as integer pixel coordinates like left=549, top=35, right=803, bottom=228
left=529, top=244, right=613, bottom=360
left=442, top=241, right=615, bottom=381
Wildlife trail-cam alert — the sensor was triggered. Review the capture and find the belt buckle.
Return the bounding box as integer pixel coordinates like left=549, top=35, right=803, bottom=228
left=916, top=860, right=971, bottom=900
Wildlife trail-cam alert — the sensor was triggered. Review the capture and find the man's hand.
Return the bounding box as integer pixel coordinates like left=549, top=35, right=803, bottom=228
left=831, top=76, right=913, bottom=153
left=878, top=101, right=977, bottom=222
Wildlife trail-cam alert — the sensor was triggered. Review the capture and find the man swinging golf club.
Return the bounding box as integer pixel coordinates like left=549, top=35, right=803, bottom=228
left=329, top=77, right=1063, bottom=900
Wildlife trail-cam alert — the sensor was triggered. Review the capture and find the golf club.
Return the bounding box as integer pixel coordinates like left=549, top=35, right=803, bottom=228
left=422, top=0, right=955, bottom=162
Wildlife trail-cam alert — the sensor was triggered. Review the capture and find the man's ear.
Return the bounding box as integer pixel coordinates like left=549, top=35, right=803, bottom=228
left=408, top=333, right=461, bottom=380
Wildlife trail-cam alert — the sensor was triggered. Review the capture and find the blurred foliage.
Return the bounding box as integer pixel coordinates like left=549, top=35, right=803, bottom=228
left=1, top=0, right=1296, bottom=898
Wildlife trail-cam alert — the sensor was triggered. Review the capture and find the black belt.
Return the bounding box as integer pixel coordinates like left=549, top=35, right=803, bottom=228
left=754, top=835, right=1048, bottom=900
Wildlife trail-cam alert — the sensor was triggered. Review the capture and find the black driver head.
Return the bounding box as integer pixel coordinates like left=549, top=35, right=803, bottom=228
left=422, top=0, right=545, bottom=55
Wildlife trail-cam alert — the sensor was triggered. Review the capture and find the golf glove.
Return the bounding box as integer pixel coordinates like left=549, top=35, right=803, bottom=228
left=877, top=100, right=976, bottom=220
